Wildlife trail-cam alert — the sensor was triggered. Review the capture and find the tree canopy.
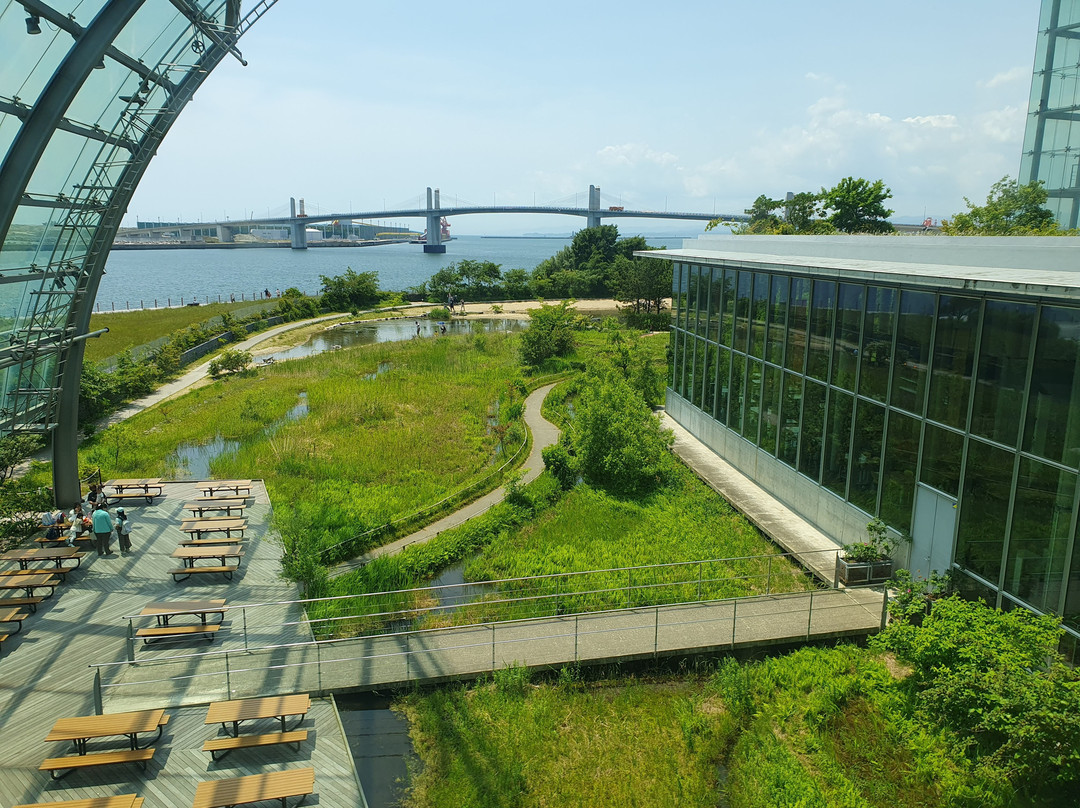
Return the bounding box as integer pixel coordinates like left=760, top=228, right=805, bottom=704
left=819, top=176, right=895, bottom=233
left=942, top=176, right=1065, bottom=235
left=319, top=267, right=381, bottom=311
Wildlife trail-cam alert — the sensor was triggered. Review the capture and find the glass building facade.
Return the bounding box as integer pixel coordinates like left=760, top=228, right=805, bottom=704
left=1021, top=0, right=1080, bottom=228
left=661, top=236, right=1080, bottom=646
left=0, top=1, right=274, bottom=503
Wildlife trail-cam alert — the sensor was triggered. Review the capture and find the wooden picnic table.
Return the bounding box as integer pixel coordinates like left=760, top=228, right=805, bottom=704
left=205, top=693, right=311, bottom=737
left=139, top=598, right=227, bottom=626
left=180, top=517, right=247, bottom=539
left=200, top=479, right=252, bottom=497
left=171, top=545, right=245, bottom=569
left=1, top=546, right=84, bottom=570
left=14, top=794, right=143, bottom=808
left=0, top=606, right=29, bottom=633
left=184, top=498, right=247, bottom=517
left=45, top=708, right=165, bottom=755
left=0, top=572, right=59, bottom=597
left=106, top=478, right=163, bottom=494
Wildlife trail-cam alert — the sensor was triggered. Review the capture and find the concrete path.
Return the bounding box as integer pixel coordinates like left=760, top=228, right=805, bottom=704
left=331, top=382, right=560, bottom=576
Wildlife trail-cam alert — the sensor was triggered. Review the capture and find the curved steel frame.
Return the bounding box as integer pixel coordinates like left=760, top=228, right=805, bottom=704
left=0, top=0, right=277, bottom=504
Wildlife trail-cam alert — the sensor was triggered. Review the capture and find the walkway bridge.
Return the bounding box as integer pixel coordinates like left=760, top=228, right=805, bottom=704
left=117, top=185, right=749, bottom=253
left=92, top=550, right=886, bottom=713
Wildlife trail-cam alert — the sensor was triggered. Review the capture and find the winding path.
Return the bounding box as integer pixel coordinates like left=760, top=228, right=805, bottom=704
left=330, top=382, right=561, bottom=577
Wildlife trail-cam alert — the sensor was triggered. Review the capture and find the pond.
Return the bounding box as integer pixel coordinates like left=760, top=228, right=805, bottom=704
left=263, top=316, right=528, bottom=362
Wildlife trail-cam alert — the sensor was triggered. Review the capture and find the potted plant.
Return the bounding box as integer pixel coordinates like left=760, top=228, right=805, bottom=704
left=836, top=518, right=898, bottom=585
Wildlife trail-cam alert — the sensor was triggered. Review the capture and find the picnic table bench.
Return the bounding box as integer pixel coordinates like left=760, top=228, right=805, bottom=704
left=180, top=536, right=248, bottom=547
left=185, top=498, right=248, bottom=517
left=180, top=517, right=247, bottom=539
left=170, top=545, right=244, bottom=581
left=138, top=598, right=227, bottom=625
left=206, top=693, right=311, bottom=737
left=192, top=768, right=314, bottom=808
left=41, top=709, right=166, bottom=779
left=36, top=533, right=90, bottom=546
left=1, top=546, right=85, bottom=570
left=0, top=594, right=44, bottom=612
left=14, top=794, right=144, bottom=808
left=199, top=479, right=252, bottom=497
left=0, top=572, right=59, bottom=598
left=104, top=478, right=163, bottom=505
left=0, top=606, right=30, bottom=633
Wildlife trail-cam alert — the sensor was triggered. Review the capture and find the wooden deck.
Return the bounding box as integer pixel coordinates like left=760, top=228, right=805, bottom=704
left=0, top=480, right=365, bottom=808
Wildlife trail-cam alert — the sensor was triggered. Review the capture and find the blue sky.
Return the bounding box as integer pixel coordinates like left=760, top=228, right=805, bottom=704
left=124, top=1, right=1042, bottom=235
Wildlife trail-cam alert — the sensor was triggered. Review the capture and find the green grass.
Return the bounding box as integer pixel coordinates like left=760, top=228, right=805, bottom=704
left=80, top=330, right=526, bottom=559
left=86, top=300, right=279, bottom=361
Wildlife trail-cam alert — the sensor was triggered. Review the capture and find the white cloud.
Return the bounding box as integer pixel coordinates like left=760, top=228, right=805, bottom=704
left=980, top=66, right=1028, bottom=89
left=902, top=115, right=959, bottom=128
left=596, top=144, right=679, bottom=168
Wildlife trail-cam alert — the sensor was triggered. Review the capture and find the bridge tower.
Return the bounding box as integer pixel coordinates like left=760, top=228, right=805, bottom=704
left=290, top=197, right=307, bottom=249
left=424, top=187, right=446, bottom=253
left=586, top=184, right=602, bottom=228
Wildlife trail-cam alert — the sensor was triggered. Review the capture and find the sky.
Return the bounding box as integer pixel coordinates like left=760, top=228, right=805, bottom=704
left=123, top=0, right=1044, bottom=235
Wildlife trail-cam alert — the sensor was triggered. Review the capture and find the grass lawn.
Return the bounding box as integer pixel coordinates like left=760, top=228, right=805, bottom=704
left=86, top=299, right=280, bottom=361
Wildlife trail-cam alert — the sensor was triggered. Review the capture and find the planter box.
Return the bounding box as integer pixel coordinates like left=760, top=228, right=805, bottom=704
left=836, top=556, right=893, bottom=586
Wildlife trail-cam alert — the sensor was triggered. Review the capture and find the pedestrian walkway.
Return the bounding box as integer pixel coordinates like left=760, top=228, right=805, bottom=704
left=331, top=382, right=561, bottom=576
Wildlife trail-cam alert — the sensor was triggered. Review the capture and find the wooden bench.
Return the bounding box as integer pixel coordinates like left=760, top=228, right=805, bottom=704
left=3, top=565, right=77, bottom=581
left=192, top=768, right=315, bottom=808
left=39, top=747, right=155, bottom=779
left=0, top=595, right=43, bottom=613
left=136, top=624, right=220, bottom=644
left=105, top=490, right=160, bottom=505
left=170, top=565, right=239, bottom=582
left=14, top=795, right=144, bottom=808
left=36, top=534, right=90, bottom=546
left=202, top=729, right=308, bottom=761
left=180, top=537, right=248, bottom=547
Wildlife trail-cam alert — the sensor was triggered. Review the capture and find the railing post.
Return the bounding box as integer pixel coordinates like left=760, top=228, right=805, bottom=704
left=491, top=624, right=496, bottom=671
left=125, top=621, right=135, bottom=662
left=731, top=598, right=737, bottom=646
left=574, top=615, right=579, bottom=662
left=880, top=589, right=889, bottom=631
left=406, top=634, right=411, bottom=682
left=833, top=550, right=840, bottom=589
left=697, top=562, right=702, bottom=601
left=93, top=669, right=103, bottom=715
left=627, top=568, right=632, bottom=607
left=654, top=606, right=659, bottom=658
left=556, top=576, right=561, bottom=615
left=243, top=607, right=249, bottom=651
left=316, top=641, right=323, bottom=695
left=806, top=589, right=814, bottom=639
left=224, top=653, right=232, bottom=697
left=767, top=555, right=773, bottom=595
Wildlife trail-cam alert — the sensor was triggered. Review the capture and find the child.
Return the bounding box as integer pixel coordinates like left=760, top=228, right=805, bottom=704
left=114, top=507, right=133, bottom=553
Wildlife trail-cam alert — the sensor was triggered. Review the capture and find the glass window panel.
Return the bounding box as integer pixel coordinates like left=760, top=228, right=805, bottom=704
left=832, top=284, right=863, bottom=392
left=920, top=424, right=963, bottom=496
left=668, top=329, right=677, bottom=389
left=765, top=274, right=788, bottom=366
left=748, top=273, right=769, bottom=359
left=761, top=365, right=781, bottom=455
left=955, top=571, right=998, bottom=606
left=672, top=263, right=684, bottom=331
left=677, top=331, right=689, bottom=398
left=729, top=353, right=745, bottom=433
left=798, top=381, right=826, bottom=481
left=956, top=439, right=1014, bottom=584
left=891, top=290, right=935, bottom=415
left=695, top=267, right=710, bottom=337
left=786, top=278, right=810, bottom=373
left=927, top=296, right=979, bottom=430
left=806, top=281, right=836, bottom=382
left=880, top=411, right=920, bottom=534
left=705, top=268, right=721, bottom=342
left=715, top=348, right=731, bottom=424
left=718, top=269, right=735, bottom=346
left=1006, top=458, right=1074, bottom=614
left=971, top=300, right=1035, bottom=447
left=1024, top=305, right=1080, bottom=467
left=850, top=400, right=885, bottom=514
left=779, top=372, right=802, bottom=467
left=743, top=359, right=762, bottom=442
left=859, top=286, right=896, bottom=402
left=703, top=343, right=717, bottom=415
left=732, top=271, right=751, bottom=353
left=823, top=389, right=854, bottom=496
left=689, top=337, right=702, bottom=408
left=686, top=265, right=700, bottom=337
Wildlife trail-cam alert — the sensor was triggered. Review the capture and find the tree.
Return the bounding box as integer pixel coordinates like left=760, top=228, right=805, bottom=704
left=783, top=191, right=821, bottom=232
left=208, top=348, right=252, bottom=377
left=610, top=254, right=671, bottom=317
left=0, top=434, right=43, bottom=483
left=820, top=176, right=895, bottom=233
left=569, top=224, right=619, bottom=269
left=318, top=267, right=381, bottom=311
left=942, top=176, right=1063, bottom=235
left=518, top=300, right=581, bottom=366
left=571, top=367, right=673, bottom=495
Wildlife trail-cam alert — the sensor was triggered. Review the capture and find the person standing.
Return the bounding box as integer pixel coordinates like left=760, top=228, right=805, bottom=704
left=91, top=502, right=113, bottom=555
left=114, top=507, right=133, bottom=553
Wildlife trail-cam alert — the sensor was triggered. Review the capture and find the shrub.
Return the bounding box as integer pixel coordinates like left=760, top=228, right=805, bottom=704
left=208, top=349, right=252, bottom=378
left=541, top=443, right=576, bottom=490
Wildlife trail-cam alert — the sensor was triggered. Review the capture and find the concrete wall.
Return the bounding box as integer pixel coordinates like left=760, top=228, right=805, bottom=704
left=667, top=391, right=882, bottom=551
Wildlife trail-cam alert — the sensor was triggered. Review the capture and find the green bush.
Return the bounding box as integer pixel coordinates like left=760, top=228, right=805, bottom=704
left=208, top=349, right=252, bottom=378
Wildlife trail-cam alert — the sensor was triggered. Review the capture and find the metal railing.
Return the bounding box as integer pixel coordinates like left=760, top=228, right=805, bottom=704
left=91, top=584, right=887, bottom=712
